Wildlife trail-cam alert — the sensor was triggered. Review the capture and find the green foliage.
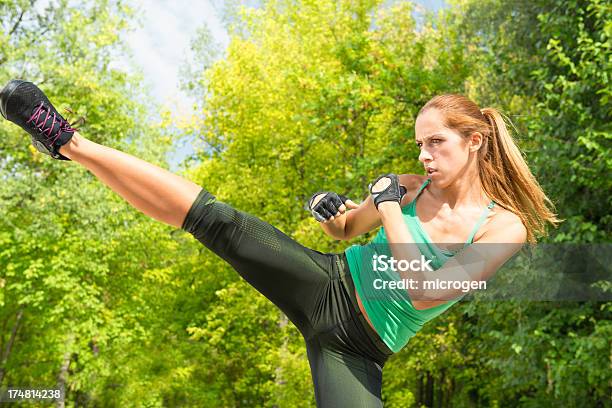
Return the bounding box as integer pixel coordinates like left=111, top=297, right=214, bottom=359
left=180, top=0, right=610, bottom=406
left=452, top=0, right=611, bottom=243
left=422, top=1, right=612, bottom=406
left=1, top=0, right=609, bottom=406
left=0, top=0, right=186, bottom=405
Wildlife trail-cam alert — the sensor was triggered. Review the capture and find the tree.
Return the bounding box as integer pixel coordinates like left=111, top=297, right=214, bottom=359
left=180, top=0, right=471, bottom=405
left=0, top=0, right=185, bottom=404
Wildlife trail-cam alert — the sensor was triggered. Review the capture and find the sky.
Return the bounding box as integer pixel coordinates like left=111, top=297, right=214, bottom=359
left=120, top=0, right=229, bottom=118
left=120, top=0, right=447, bottom=170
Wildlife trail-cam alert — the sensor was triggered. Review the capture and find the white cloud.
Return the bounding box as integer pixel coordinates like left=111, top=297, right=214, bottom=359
left=121, top=0, right=228, bottom=115
left=111, top=0, right=229, bottom=169
left=115, top=0, right=446, bottom=169
left=118, top=0, right=444, bottom=117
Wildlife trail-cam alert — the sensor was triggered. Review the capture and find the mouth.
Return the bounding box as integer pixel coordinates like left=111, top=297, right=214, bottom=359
left=426, top=167, right=437, bottom=175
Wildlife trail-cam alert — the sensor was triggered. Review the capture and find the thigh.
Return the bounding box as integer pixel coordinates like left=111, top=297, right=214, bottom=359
left=306, top=338, right=384, bottom=408
left=182, top=189, right=333, bottom=330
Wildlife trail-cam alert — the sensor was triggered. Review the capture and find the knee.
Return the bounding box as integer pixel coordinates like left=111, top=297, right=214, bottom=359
left=182, top=192, right=243, bottom=255
left=182, top=193, right=282, bottom=263
left=181, top=188, right=218, bottom=234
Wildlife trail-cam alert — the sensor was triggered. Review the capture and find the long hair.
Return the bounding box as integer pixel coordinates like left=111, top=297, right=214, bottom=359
left=418, top=94, right=561, bottom=243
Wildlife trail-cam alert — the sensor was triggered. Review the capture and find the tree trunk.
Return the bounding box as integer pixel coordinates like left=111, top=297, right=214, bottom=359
left=416, top=372, right=421, bottom=406
left=271, top=312, right=289, bottom=408
left=56, top=334, right=74, bottom=408
left=424, top=371, right=434, bottom=407
left=446, top=376, right=455, bottom=408
left=0, top=308, right=24, bottom=387
left=436, top=370, right=444, bottom=408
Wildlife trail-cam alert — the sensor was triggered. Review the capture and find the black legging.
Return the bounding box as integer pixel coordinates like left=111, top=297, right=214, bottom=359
left=181, top=188, right=394, bottom=407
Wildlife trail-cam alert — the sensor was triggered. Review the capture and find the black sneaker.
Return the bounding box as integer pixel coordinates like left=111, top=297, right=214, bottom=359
left=0, top=80, right=76, bottom=160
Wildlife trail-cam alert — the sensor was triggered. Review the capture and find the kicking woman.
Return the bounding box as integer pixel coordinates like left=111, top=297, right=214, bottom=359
left=0, top=80, right=558, bottom=407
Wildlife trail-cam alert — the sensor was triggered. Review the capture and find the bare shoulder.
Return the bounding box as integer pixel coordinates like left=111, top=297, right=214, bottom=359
left=480, top=206, right=527, bottom=244
left=490, top=206, right=523, bottom=227
left=398, top=174, right=428, bottom=207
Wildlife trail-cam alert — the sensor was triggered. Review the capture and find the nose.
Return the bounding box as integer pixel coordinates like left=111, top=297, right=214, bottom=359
left=419, top=148, right=432, bottom=163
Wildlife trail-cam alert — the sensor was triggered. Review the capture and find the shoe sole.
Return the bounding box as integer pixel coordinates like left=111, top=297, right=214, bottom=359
left=0, top=79, right=26, bottom=120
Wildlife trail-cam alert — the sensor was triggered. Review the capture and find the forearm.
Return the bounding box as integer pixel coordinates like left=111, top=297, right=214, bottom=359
left=378, top=202, right=425, bottom=296
left=378, top=202, right=486, bottom=304
left=378, top=203, right=459, bottom=304
left=320, top=214, right=348, bottom=240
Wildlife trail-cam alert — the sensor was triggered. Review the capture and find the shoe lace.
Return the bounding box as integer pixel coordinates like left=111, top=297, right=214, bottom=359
left=26, top=102, right=78, bottom=144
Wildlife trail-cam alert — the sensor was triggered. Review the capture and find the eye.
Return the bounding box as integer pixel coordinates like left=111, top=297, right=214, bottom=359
left=431, top=139, right=441, bottom=144
left=416, top=142, right=422, bottom=148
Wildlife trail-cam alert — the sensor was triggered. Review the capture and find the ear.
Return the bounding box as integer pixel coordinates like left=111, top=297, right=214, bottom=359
left=468, top=132, right=484, bottom=152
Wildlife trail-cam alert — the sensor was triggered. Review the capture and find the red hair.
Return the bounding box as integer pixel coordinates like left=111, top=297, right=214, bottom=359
left=419, top=94, right=561, bottom=243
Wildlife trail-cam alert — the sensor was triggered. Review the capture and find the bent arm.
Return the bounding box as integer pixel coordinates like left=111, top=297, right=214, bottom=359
left=318, top=174, right=424, bottom=240
left=319, top=195, right=382, bottom=240
left=378, top=203, right=527, bottom=309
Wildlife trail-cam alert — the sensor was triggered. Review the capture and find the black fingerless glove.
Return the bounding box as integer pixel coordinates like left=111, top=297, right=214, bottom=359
left=308, top=192, right=348, bottom=222
left=369, top=174, right=407, bottom=209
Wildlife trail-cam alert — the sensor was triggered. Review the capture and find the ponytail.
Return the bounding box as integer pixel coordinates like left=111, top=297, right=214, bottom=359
left=419, top=95, right=562, bottom=243
left=479, top=107, right=562, bottom=243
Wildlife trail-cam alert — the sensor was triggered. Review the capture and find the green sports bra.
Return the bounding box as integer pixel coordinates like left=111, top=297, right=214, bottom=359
left=344, top=178, right=495, bottom=352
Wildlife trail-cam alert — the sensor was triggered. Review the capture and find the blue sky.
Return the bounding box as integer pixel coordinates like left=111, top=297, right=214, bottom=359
left=120, top=1, right=447, bottom=169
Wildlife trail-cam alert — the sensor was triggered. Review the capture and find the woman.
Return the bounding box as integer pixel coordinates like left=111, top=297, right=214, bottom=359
left=0, top=80, right=559, bottom=407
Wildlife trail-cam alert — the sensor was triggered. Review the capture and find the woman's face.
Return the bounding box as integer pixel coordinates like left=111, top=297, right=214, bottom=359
left=415, top=108, right=473, bottom=187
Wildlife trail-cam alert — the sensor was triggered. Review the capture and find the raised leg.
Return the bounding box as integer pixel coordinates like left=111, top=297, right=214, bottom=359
left=60, top=132, right=334, bottom=331
left=59, top=133, right=202, bottom=228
